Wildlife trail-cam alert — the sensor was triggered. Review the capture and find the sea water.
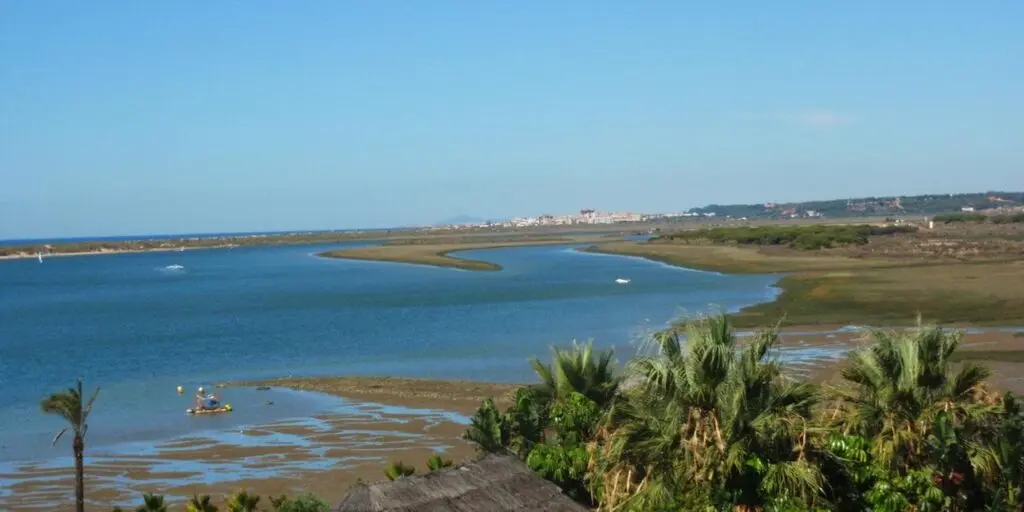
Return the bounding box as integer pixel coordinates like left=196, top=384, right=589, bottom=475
left=0, top=241, right=783, bottom=462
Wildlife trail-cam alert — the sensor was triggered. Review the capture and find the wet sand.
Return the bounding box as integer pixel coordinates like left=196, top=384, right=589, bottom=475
left=241, top=376, right=523, bottom=414
left=0, top=379, right=520, bottom=511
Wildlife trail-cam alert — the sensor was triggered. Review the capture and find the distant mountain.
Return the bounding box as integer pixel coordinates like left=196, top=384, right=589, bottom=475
left=687, top=191, right=1024, bottom=219
left=435, top=214, right=488, bottom=226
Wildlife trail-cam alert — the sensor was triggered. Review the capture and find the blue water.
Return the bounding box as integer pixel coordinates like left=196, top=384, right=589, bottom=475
left=0, top=228, right=390, bottom=246
left=0, top=242, right=779, bottom=462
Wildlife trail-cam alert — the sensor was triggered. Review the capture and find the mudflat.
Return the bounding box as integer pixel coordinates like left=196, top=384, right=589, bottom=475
left=7, top=335, right=1023, bottom=511
left=1, top=377, right=521, bottom=512
left=238, top=376, right=523, bottom=413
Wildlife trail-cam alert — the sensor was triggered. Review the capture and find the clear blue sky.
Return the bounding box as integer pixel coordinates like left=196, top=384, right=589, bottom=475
left=1, top=2, right=1021, bottom=238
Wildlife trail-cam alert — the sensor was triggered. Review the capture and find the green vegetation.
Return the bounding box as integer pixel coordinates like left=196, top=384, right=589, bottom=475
left=729, top=264, right=1024, bottom=327
left=113, top=492, right=329, bottom=512
left=656, top=224, right=917, bottom=250
left=380, top=453, right=454, bottom=480
left=137, top=492, right=168, bottom=512
left=933, top=212, right=988, bottom=223
left=426, top=454, right=454, bottom=471
left=383, top=461, right=417, bottom=480
left=40, top=378, right=100, bottom=512
left=186, top=495, right=218, bottom=512
left=991, top=213, right=1024, bottom=224
left=38, top=316, right=1024, bottom=510
left=465, top=314, right=1024, bottom=511
left=688, top=191, right=1024, bottom=219
left=933, top=212, right=1024, bottom=224
left=225, top=490, right=260, bottom=512
left=586, top=237, right=1024, bottom=327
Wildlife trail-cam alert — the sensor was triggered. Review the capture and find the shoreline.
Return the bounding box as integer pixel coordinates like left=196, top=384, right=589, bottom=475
left=0, top=222, right=663, bottom=262
left=318, top=236, right=607, bottom=271
left=0, top=245, right=232, bottom=260
left=1, top=377, right=525, bottom=512
left=319, top=237, right=1024, bottom=330
left=581, top=241, right=1024, bottom=328
left=8, top=337, right=1024, bottom=512
left=232, top=376, right=524, bottom=413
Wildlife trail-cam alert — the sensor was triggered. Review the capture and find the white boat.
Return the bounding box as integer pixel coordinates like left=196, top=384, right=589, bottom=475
left=37, top=252, right=43, bottom=263
left=165, top=264, right=185, bottom=270
left=615, top=278, right=631, bottom=284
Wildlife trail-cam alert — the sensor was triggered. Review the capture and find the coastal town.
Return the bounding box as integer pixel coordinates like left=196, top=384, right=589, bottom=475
left=504, top=209, right=702, bottom=228
left=426, top=192, right=1024, bottom=230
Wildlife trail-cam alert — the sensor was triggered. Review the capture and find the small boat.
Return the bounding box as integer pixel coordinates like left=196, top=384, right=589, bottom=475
left=37, top=252, right=43, bottom=263
left=615, top=278, right=631, bottom=284
left=165, top=264, right=184, bottom=270
left=187, top=404, right=233, bottom=415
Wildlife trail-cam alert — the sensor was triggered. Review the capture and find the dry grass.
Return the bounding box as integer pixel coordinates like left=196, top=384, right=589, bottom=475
left=737, top=261, right=1024, bottom=327
left=586, top=241, right=897, bottom=274
left=585, top=241, right=1024, bottom=328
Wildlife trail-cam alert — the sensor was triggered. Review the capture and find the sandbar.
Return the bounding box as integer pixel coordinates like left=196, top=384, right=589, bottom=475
left=319, top=235, right=608, bottom=271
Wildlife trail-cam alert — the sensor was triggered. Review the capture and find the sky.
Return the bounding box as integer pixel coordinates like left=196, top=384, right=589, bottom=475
left=1, top=2, right=1021, bottom=238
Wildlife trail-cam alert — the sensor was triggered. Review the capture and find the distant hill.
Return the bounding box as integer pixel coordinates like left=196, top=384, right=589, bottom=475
left=687, top=191, right=1024, bottom=219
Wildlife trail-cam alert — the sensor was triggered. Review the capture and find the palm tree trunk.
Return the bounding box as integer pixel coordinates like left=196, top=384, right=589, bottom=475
left=73, top=434, right=84, bottom=512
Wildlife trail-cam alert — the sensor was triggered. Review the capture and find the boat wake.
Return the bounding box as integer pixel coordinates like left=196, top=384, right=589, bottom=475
left=159, top=264, right=186, bottom=273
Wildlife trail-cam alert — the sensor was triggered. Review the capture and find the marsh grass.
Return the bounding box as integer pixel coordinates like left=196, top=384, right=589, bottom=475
left=586, top=241, right=1024, bottom=328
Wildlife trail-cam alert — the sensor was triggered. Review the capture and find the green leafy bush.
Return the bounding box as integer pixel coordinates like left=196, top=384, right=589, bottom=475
left=270, top=493, right=330, bottom=512
left=462, top=314, right=1019, bottom=511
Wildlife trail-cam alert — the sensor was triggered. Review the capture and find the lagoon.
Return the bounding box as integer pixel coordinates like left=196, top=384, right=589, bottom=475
left=0, top=242, right=780, bottom=463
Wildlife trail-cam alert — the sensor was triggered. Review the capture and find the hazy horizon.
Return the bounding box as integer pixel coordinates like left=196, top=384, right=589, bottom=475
left=3, top=3, right=1021, bottom=239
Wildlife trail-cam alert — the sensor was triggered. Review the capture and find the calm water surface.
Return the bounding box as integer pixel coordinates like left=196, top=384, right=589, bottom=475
left=0, top=242, right=779, bottom=461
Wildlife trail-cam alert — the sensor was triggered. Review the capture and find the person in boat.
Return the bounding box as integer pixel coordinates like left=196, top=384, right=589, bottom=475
left=195, top=386, right=220, bottom=410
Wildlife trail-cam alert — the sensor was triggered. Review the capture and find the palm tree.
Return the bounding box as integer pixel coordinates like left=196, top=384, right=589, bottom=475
left=426, top=454, right=453, bottom=471
left=225, top=490, right=260, bottom=512
left=40, top=378, right=100, bottom=512
left=593, top=314, right=821, bottom=511
left=832, top=323, right=996, bottom=472
left=136, top=492, right=167, bottom=512
left=383, top=461, right=416, bottom=480
left=530, top=340, right=620, bottom=408
left=268, top=495, right=288, bottom=512
left=463, top=398, right=506, bottom=454
left=186, top=494, right=218, bottom=512
left=971, top=393, right=1024, bottom=509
